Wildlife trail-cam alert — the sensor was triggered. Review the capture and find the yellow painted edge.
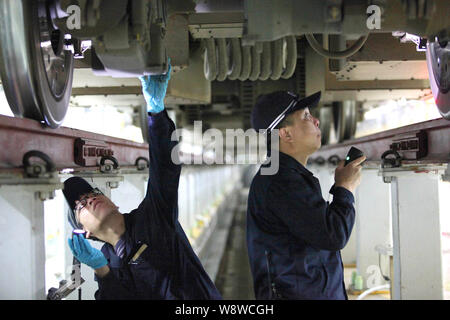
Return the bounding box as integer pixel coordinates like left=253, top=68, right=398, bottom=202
left=348, top=289, right=390, bottom=296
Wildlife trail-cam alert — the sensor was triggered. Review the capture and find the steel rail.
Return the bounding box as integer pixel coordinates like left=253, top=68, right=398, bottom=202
left=0, top=115, right=149, bottom=173
left=0, top=115, right=448, bottom=174
left=311, top=118, right=450, bottom=166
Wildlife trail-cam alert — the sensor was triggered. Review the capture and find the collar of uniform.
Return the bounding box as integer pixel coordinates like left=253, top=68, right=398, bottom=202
left=278, top=151, right=314, bottom=176
left=104, top=214, right=134, bottom=266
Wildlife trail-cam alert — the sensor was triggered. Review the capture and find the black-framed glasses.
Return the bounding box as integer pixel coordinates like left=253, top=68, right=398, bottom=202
left=75, top=188, right=103, bottom=212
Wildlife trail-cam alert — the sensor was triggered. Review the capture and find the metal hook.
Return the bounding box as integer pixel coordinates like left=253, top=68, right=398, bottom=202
left=99, top=155, right=119, bottom=173
left=381, top=150, right=402, bottom=168
left=22, top=150, right=56, bottom=177
left=135, top=157, right=149, bottom=171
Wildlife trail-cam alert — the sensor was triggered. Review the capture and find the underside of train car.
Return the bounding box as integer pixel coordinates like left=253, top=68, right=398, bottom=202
left=0, top=0, right=448, bottom=138
left=0, top=0, right=449, bottom=302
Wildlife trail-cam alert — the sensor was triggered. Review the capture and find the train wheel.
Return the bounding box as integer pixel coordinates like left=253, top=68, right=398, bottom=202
left=426, top=40, right=450, bottom=120
left=0, top=0, right=74, bottom=128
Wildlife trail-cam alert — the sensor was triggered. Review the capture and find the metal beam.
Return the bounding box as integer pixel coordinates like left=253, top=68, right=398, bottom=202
left=0, top=115, right=148, bottom=173
left=188, top=12, right=245, bottom=39
left=348, top=33, right=426, bottom=62
left=321, top=89, right=432, bottom=103
left=311, top=118, right=450, bottom=165
left=71, top=86, right=142, bottom=96
left=325, top=73, right=430, bottom=90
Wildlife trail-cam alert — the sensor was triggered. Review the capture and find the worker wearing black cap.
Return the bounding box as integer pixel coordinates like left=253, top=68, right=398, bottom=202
left=62, top=63, right=222, bottom=300
left=247, top=91, right=365, bottom=300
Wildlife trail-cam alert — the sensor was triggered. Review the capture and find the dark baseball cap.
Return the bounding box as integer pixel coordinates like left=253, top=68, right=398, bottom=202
left=62, top=177, right=94, bottom=229
left=251, top=91, right=321, bottom=133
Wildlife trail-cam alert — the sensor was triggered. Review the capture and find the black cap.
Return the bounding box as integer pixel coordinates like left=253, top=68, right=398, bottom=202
left=251, top=91, right=321, bottom=132
left=63, top=177, right=94, bottom=229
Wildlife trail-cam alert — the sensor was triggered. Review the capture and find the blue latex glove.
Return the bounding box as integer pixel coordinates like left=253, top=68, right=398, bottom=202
left=139, top=59, right=172, bottom=113
left=68, top=234, right=108, bottom=270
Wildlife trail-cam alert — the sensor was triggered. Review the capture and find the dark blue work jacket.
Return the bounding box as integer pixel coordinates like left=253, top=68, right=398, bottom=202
left=247, top=152, right=355, bottom=300
left=94, top=110, right=222, bottom=300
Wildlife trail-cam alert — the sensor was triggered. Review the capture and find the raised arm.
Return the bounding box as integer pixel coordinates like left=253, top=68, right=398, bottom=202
left=146, top=109, right=181, bottom=215
left=139, top=62, right=182, bottom=225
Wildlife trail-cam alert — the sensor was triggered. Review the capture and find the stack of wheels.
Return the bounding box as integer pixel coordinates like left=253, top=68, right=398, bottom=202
left=316, top=105, right=333, bottom=146
left=333, top=101, right=357, bottom=143
left=203, top=36, right=297, bottom=81
left=316, top=101, right=358, bottom=145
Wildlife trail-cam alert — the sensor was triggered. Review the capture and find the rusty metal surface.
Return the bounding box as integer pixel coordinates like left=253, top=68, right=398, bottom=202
left=1, top=114, right=448, bottom=175
left=312, top=118, right=450, bottom=165
left=0, top=115, right=148, bottom=171
left=348, top=33, right=426, bottom=62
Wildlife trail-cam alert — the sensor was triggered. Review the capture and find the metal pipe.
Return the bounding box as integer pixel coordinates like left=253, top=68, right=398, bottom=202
left=280, top=35, right=297, bottom=79
left=248, top=43, right=262, bottom=81
left=270, top=38, right=283, bottom=80
left=305, top=33, right=369, bottom=59
left=259, top=41, right=272, bottom=80
left=356, top=284, right=390, bottom=300
left=203, top=38, right=217, bottom=81
left=238, top=44, right=252, bottom=81
left=216, top=38, right=228, bottom=81
left=227, top=38, right=242, bottom=80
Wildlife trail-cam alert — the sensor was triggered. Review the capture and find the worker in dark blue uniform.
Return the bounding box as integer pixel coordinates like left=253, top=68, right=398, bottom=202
left=247, top=91, right=366, bottom=300
left=62, top=63, right=222, bottom=300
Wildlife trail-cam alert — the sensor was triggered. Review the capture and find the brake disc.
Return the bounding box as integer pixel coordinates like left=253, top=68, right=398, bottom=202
left=0, top=0, right=74, bottom=128
left=426, top=40, right=450, bottom=120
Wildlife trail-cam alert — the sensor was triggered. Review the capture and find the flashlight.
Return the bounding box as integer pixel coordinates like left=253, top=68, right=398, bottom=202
left=344, top=147, right=365, bottom=166
left=72, top=229, right=86, bottom=236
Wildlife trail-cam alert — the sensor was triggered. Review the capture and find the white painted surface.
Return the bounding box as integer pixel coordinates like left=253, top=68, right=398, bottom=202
left=354, top=169, right=391, bottom=288
left=0, top=187, right=46, bottom=299
left=389, top=171, right=444, bottom=300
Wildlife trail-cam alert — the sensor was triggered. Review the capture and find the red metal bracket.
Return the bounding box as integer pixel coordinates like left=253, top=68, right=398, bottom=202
left=74, top=138, right=114, bottom=167
left=0, top=115, right=148, bottom=172
left=389, top=130, right=427, bottom=160
left=311, top=118, right=450, bottom=165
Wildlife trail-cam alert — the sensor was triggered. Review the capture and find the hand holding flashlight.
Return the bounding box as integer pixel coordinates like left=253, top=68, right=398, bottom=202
left=68, top=232, right=108, bottom=270
left=334, top=147, right=366, bottom=193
